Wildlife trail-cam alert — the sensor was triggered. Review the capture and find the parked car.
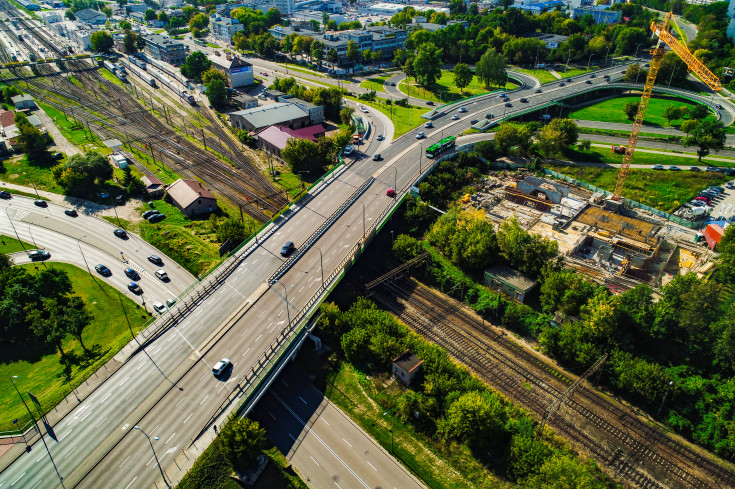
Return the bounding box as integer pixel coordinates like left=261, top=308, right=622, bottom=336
left=124, top=268, right=139, bottom=280
left=64, top=209, right=78, bottom=217
left=706, top=166, right=720, bottom=172
left=689, top=200, right=706, bottom=207
left=689, top=166, right=701, bottom=171
left=153, top=302, right=167, bottom=314
left=51, top=152, right=63, bottom=160
left=95, top=264, right=111, bottom=276
left=29, top=250, right=50, bottom=260
left=212, top=358, right=231, bottom=377
left=0, top=190, right=10, bottom=199
left=114, top=228, right=127, bottom=238
left=34, top=200, right=47, bottom=207
left=280, top=241, right=295, bottom=257
left=148, top=213, right=165, bottom=223
left=142, top=209, right=159, bottom=219
left=154, top=269, right=168, bottom=281
left=128, top=282, right=142, bottom=294
left=148, top=254, right=163, bottom=265
left=652, top=165, right=664, bottom=170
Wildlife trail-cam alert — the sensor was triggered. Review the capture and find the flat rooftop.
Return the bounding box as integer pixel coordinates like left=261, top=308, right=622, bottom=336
left=575, top=207, right=660, bottom=246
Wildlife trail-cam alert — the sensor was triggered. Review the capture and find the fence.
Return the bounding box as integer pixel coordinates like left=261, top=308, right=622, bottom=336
left=543, top=169, right=706, bottom=230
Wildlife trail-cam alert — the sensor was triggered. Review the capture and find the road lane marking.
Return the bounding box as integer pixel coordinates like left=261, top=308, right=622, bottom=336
left=124, top=476, right=137, bottom=489
left=183, top=413, right=193, bottom=424
left=176, top=397, right=186, bottom=407
left=311, top=456, right=320, bottom=466
left=256, top=334, right=262, bottom=342
left=367, top=461, right=377, bottom=471
left=242, top=348, right=250, bottom=357
left=95, top=416, right=108, bottom=428
left=281, top=380, right=288, bottom=387
left=59, top=429, right=72, bottom=441
left=36, top=453, right=45, bottom=463
left=299, top=396, right=307, bottom=405
left=30, top=480, right=43, bottom=489
left=335, top=482, right=343, bottom=489
left=10, top=472, right=24, bottom=486
left=125, top=389, right=136, bottom=401
left=119, top=376, right=130, bottom=386
left=101, top=392, right=112, bottom=403
left=322, top=418, right=330, bottom=426
left=120, top=455, right=131, bottom=467
left=200, top=395, right=209, bottom=405
left=343, top=438, right=352, bottom=447
left=268, top=412, right=276, bottom=420
left=165, top=432, right=176, bottom=444
left=298, top=285, right=304, bottom=293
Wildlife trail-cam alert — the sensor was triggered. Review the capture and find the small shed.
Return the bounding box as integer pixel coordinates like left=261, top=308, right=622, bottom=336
left=141, top=175, right=165, bottom=198
left=392, top=350, right=424, bottom=386
left=232, top=94, right=258, bottom=110
left=10, top=95, right=35, bottom=110
left=704, top=223, right=726, bottom=250
left=166, top=178, right=218, bottom=216
left=484, top=264, right=537, bottom=303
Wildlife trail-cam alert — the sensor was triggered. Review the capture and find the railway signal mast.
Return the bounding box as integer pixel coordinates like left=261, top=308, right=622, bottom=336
left=608, top=12, right=721, bottom=210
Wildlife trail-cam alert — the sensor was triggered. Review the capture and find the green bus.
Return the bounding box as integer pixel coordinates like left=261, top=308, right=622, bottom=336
left=425, top=135, right=456, bottom=158
left=194, top=39, right=207, bottom=46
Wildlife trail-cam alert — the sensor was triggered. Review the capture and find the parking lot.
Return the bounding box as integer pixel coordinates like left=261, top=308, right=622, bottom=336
left=710, top=182, right=735, bottom=220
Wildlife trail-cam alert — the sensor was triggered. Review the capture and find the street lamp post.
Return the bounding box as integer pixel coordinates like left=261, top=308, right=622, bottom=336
left=5, top=206, right=28, bottom=256
left=28, top=222, right=38, bottom=250
left=634, top=43, right=643, bottom=60
left=275, top=281, right=291, bottom=324
left=11, top=376, right=66, bottom=488
left=393, top=166, right=397, bottom=192
left=315, top=247, right=324, bottom=285
left=383, top=411, right=395, bottom=454
left=77, top=235, right=91, bottom=275
left=134, top=426, right=170, bottom=488
left=586, top=54, right=593, bottom=70
left=357, top=201, right=366, bottom=237
left=605, top=46, right=610, bottom=66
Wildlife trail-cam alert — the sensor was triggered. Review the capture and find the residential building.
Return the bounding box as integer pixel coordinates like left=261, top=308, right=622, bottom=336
left=256, top=124, right=326, bottom=158
left=392, top=350, right=424, bottom=386
left=130, top=11, right=146, bottom=23
left=210, top=55, right=254, bottom=87
left=287, top=97, right=324, bottom=125
left=484, top=264, right=538, bottom=303
left=210, top=16, right=243, bottom=43
left=0, top=109, right=14, bottom=129
left=232, top=94, right=258, bottom=109
left=166, top=179, right=218, bottom=216
left=230, top=102, right=311, bottom=132
left=126, top=3, right=149, bottom=12
left=11, top=94, right=35, bottom=110
left=74, top=8, right=107, bottom=25
left=571, top=6, right=622, bottom=23
left=141, top=175, right=165, bottom=198
left=41, top=11, right=62, bottom=23
left=143, top=34, right=187, bottom=65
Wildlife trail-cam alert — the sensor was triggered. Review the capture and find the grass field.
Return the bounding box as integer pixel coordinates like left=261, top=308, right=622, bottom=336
left=38, top=101, right=95, bottom=147
left=0, top=234, right=34, bottom=254
left=0, top=263, right=149, bottom=433
left=280, top=62, right=326, bottom=78
left=547, top=163, right=728, bottom=211
left=567, top=145, right=735, bottom=167
left=556, top=66, right=594, bottom=79
left=98, top=68, right=125, bottom=88
left=359, top=76, right=390, bottom=92
left=347, top=96, right=427, bottom=137
left=0, top=154, right=64, bottom=193
left=511, top=66, right=597, bottom=82
left=569, top=95, right=713, bottom=128
left=398, top=71, right=510, bottom=103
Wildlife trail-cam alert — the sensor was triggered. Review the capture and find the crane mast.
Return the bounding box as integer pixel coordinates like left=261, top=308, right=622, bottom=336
left=611, top=12, right=722, bottom=202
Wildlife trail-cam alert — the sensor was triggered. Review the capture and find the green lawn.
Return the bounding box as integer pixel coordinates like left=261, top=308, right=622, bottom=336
left=0, top=263, right=149, bottom=433
left=547, top=163, right=728, bottom=211
left=98, top=68, right=125, bottom=88
left=0, top=154, right=64, bottom=193
left=279, top=62, right=326, bottom=78
left=133, top=199, right=223, bottom=277
left=398, top=71, right=511, bottom=103
left=568, top=145, right=735, bottom=167
left=38, top=101, right=95, bottom=146
left=359, top=76, right=390, bottom=92
left=569, top=95, right=714, bottom=128
left=347, top=96, right=427, bottom=137
left=0, top=234, right=34, bottom=253
left=556, top=66, right=595, bottom=79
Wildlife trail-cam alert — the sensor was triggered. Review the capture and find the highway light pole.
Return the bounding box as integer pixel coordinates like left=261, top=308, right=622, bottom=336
left=134, top=426, right=170, bottom=488
left=27, top=221, right=38, bottom=250
left=356, top=201, right=366, bottom=237
left=11, top=376, right=66, bottom=488
left=383, top=410, right=395, bottom=454
left=314, top=246, right=324, bottom=285
left=275, top=281, right=292, bottom=325
left=77, top=235, right=91, bottom=274
left=586, top=54, right=593, bottom=70
left=5, top=206, right=28, bottom=256
left=634, top=43, right=643, bottom=60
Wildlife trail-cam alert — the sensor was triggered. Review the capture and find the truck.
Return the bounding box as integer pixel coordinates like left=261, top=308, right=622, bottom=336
left=611, top=145, right=626, bottom=154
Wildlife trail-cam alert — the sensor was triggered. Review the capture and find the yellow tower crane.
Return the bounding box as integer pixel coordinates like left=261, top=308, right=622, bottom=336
left=611, top=12, right=722, bottom=202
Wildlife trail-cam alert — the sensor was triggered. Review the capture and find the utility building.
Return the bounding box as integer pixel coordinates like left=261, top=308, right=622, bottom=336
left=166, top=179, right=218, bottom=216
left=484, top=264, right=538, bottom=303
left=210, top=56, right=254, bottom=87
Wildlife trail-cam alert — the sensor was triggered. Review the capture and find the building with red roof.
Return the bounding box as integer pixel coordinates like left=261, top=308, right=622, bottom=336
left=256, top=124, right=326, bottom=159
left=704, top=223, right=726, bottom=250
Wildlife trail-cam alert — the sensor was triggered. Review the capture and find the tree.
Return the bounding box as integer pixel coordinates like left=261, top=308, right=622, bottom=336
left=180, top=51, right=212, bottom=82
left=90, top=31, right=113, bottom=52
left=15, top=113, right=49, bottom=162
left=623, top=101, right=639, bottom=121
left=53, top=151, right=113, bottom=195
left=475, top=48, right=507, bottom=89
left=264, top=7, right=281, bottom=27
left=413, top=42, right=442, bottom=87
left=157, top=11, right=168, bottom=24
left=144, top=8, right=156, bottom=21
left=201, top=68, right=226, bottom=85
left=327, top=48, right=338, bottom=66
left=680, top=119, right=700, bottom=134
left=282, top=138, right=329, bottom=173
left=536, top=118, right=579, bottom=157
left=346, top=39, right=359, bottom=63
left=28, top=298, right=72, bottom=373
left=217, top=417, right=266, bottom=470
left=662, top=106, right=684, bottom=125
left=683, top=119, right=726, bottom=161
left=426, top=209, right=498, bottom=271
left=506, top=435, right=552, bottom=481
left=520, top=454, right=608, bottom=489
left=2, top=85, right=21, bottom=104
left=623, top=63, right=646, bottom=82
left=188, top=13, right=209, bottom=31
left=439, top=390, right=507, bottom=451
left=453, top=63, right=472, bottom=92
left=690, top=103, right=709, bottom=120
left=123, top=30, right=141, bottom=53
left=206, top=79, right=227, bottom=107
left=215, top=216, right=247, bottom=246
left=311, top=39, right=325, bottom=69
left=362, top=48, right=371, bottom=65
left=497, top=217, right=559, bottom=278
left=340, top=106, right=355, bottom=126
left=64, top=296, right=93, bottom=352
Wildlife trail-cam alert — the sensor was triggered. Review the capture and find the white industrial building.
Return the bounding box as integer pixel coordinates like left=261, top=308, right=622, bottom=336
left=292, top=10, right=344, bottom=25
left=358, top=2, right=450, bottom=16
left=40, top=10, right=62, bottom=23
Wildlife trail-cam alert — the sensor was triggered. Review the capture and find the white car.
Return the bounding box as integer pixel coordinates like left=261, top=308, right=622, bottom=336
left=212, top=358, right=232, bottom=376
left=154, top=269, right=168, bottom=281
left=458, top=107, right=467, bottom=113
left=452, top=115, right=459, bottom=120
left=360, top=106, right=369, bottom=113
left=416, top=132, right=425, bottom=139
left=152, top=302, right=167, bottom=314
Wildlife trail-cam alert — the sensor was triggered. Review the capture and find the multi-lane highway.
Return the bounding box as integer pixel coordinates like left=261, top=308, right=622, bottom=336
left=1, top=56, right=731, bottom=489
left=0, top=196, right=193, bottom=307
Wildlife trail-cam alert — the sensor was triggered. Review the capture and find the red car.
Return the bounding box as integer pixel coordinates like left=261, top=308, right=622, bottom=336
left=695, top=196, right=710, bottom=204
left=386, top=188, right=395, bottom=197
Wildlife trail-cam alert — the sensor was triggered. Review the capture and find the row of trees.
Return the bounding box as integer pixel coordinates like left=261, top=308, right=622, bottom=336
left=318, top=298, right=611, bottom=487
left=0, top=258, right=93, bottom=376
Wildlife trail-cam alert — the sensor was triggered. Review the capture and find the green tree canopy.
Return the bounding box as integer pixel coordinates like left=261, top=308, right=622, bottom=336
left=683, top=119, right=726, bottom=161
left=453, top=63, right=472, bottom=91
left=90, top=31, right=113, bottom=52
left=217, top=417, right=266, bottom=470
left=413, top=42, right=442, bottom=87
left=475, top=48, right=507, bottom=89
left=180, top=51, right=212, bottom=82
left=206, top=78, right=227, bottom=107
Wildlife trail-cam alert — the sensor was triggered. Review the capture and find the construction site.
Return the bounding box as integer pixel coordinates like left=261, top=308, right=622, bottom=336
left=462, top=171, right=715, bottom=292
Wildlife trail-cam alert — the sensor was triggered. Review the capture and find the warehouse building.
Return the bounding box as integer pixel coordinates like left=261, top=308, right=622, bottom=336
left=209, top=56, right=253, bottom=87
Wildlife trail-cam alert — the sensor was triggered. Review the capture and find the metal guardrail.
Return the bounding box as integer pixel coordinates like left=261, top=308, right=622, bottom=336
left=268, top=177, right=375, bottom=284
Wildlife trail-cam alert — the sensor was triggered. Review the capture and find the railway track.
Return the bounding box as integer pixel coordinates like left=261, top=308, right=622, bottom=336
left=369, top=277, right=735, bottom=489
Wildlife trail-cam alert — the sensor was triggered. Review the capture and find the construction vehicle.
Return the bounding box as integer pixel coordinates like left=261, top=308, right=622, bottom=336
left=608, top=12, right=721, bottom=210
left=611, top=145, right=626, bottom=154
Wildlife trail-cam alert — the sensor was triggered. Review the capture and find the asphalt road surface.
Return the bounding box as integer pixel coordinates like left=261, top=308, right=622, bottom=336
left=0, top=196, right=194, bottom=308
left=251, top=366, right=425, bottom=489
